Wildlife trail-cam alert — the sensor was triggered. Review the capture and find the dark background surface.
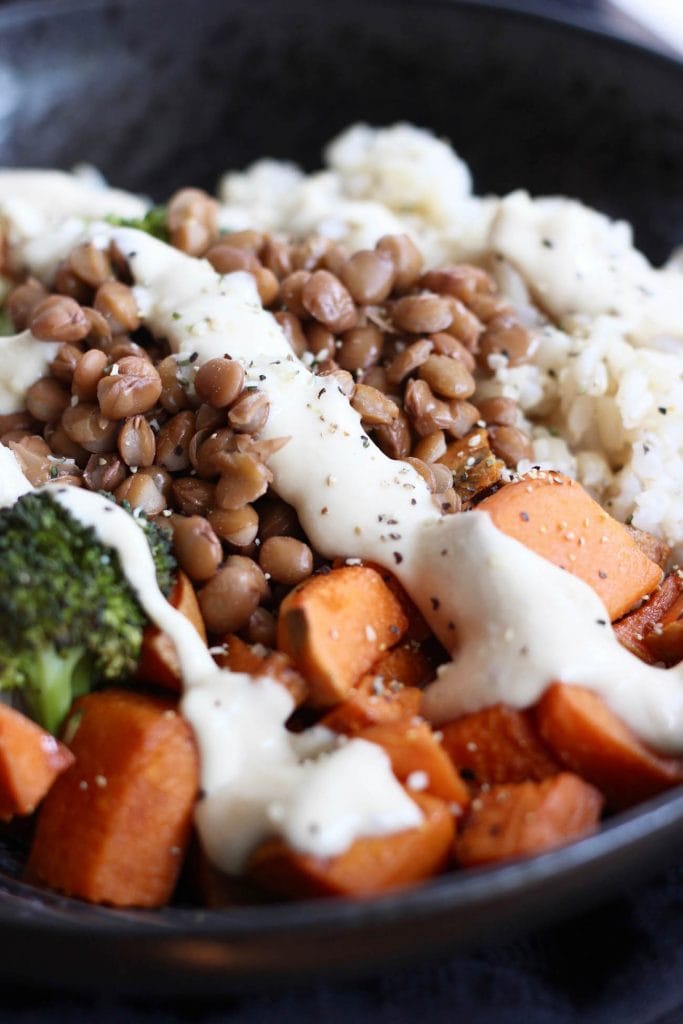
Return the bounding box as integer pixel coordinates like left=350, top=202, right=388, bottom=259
left=1, top=0, right=683, bottom=1020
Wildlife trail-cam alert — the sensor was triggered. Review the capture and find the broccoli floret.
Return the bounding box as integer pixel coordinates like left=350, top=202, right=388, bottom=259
left=0, top=490, right=175, bottom=734
left=105, top=205, right=169, bottom=241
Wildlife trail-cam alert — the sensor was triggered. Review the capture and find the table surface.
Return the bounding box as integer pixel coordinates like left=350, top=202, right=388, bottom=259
left=1, top=2, right=682, bottom=1021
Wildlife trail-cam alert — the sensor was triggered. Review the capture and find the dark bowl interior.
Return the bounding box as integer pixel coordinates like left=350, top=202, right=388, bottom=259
left=0, top=0, right=683, bottom=996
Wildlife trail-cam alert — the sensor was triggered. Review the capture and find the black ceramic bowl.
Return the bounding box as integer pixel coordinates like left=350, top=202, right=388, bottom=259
left=1, top=0, right=683, bottom=996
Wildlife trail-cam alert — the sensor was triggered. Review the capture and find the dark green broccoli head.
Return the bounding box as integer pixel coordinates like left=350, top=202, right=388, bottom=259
left=0, top=489, right=175, bottom=733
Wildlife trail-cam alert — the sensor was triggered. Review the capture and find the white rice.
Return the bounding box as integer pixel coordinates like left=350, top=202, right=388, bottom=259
left=219, top=123, right=683, bottom=560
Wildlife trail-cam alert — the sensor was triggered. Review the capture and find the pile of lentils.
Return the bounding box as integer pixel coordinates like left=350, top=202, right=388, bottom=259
left=0, top=187, right=537, bottom=643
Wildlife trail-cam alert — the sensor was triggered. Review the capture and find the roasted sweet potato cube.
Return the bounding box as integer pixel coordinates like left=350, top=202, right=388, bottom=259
left=26, top=689, right=199, bottom=907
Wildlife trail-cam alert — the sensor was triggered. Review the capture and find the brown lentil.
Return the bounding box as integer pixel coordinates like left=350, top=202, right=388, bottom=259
left=158, top=355, right=190, bottom=414
left=30, top=295, right=91, bottom=344
left=155, top=410, right=195, bottom=472
left=351, top=384, right=399, bottom=426
left=94, top=281, right=141, bottom=335
left=117, top=415, right=156, bottom=468
left=403, top=379, right=456, bottom=436
left=391, top=294, right=453, bottom=335
left=25, top=378, right=70, bottom=423
left=373, top=412, right=412, bottom=459
left=171, top=515, right=222, bottom=582
left=441, top=298, right=483, bottom=351
left=72, top=349, right=108, bottom=402
left=167, top=188, right=219, bottom=256
left=385, top=338, right=433, bottom=385
left=341, top=249, right=395, bottom=304
left=83, top=452, right=127, bottom=492
left=448, top=399, right=482, bottom=439
left=375, top=234, right=423, bottom=291
left=254, top=266, right=280, bottom=307
left=413, top=430, right=447, bottom=464
left=301, top=271, right=357, bottom=333
left=82, top=306, right=112, bottom=346
left=293, top=235, right=332, bottom=272
left=215, top=452, right=272, bottom=509
left=431, top=462, right=454, bottom=494
left=7, top=278, right=47, bottom=331
left=194, top=358, right=245, bottom=409
left=258, top=497, right=300, bottom=542
left=405, top=457, right=437, bottom=492
left=227, top=389, right=270, bottom=434
left=262, top=238, right=293, bottom=279
left=137, top=465, right=173, bottom=500
left=259, top=536, right=313, bottom=585
left=97, top=356, right=162, bottom=419
left=68, top=243, right=113, bottom=289
left=49, top=344, right=82, bottom=385
left=171, top=477, right=217, bottom=517
left=305, top=322, right=335, bottom=358
left=194, top=403, right=226, bottom=433
left=338, top=325, right=383, bottom=372
left=206, top=243, right=260, bottom=275
left=418, top=353, right=476, bottom=400
left=114, top=472, right=166, bottom=515
left=478, top=313, right=535, bottom=371
left=360, top=365, right=390, bottom=394
left=487, top=424, right=534, bottom=468
left=430, top=330, right=477, bottom=370
left=209, top=505, right=259, bottom=548
left=321, top=243, right=350, bottom=278
left=198, top=556, right=268, bottom=635
left=420, top=264, right=495, bottom=303
left=477, top=395, right=519, bottom=427
left=192, top=428, right=235, bottom=478
left=53, top=263, right=91, bottom=304
left=44, top=422, right=90, bottom=466
left=280, top=271, right=312, bottom=319
left=61, top=403, right=119, bottom=454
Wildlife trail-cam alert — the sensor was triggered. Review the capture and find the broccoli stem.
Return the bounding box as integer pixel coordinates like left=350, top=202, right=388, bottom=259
left=23, top=646, right=91, bottom=735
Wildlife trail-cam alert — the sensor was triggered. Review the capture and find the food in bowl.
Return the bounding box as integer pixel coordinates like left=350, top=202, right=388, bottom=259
left=0, top=123, right=682, bottom=908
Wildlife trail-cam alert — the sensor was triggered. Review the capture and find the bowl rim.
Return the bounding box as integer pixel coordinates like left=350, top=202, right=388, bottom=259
left=0, top=0, right=682, bottom=982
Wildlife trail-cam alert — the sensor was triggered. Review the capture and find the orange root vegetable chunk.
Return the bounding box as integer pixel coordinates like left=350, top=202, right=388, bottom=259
left=367, top=642, right=435, bottom=689
left=359, top=721, right=470, bottom=807
left=249, top=792, right=454, bottom=899
left=535, top=683, right=683, bottom=810
left=26, top=690, right=199, bottom=907
left=455, top=773, right=603, bottom=867
left=136, top=570, right=206, bottom=691
left=614, top=573, right=683, bottom=664
left=214, top=635, right=307, bottom=706
left=0, top=704, right=74, bottom=821
left=277, top=565, right=408, bottom=705
left=439, top=704, right=561, bottom=788
left=321, top=678, right=422, bottom=734
left=477, top=471, right=663, bottom=620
